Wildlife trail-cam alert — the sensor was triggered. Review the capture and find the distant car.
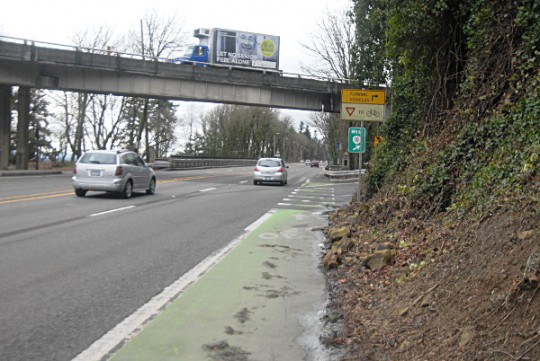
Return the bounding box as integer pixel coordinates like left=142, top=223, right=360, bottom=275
left=253, top=157, right=288, bottom=186
left=311, top=160, right=320, bottom=168
left=72, top=149, right=156, bottom=198
left=304, top=160, right=311, bottom=165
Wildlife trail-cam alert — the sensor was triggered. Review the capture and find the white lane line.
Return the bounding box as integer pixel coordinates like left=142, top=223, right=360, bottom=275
left=244, top=209, right=276, bottom=232
left=89, top=206, right=135, bottom=217
left=199, top=187, right=216, bottom=192
left=73, top=209, right=277, bottom=361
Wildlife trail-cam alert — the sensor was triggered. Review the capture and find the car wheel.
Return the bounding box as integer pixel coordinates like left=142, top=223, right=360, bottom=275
left=120, top=180, right=133, bottom=199
left=75, top=188, right=87, bottom=197
left=253, top=180, right=258, bottom=185
left=280, top=180, right=285, bottom=186
left=146, top=177, right=156, bottom=195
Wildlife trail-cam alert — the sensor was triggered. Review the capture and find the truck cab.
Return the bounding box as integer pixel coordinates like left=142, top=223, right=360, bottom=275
left=172, top=45, right=209, bottom=66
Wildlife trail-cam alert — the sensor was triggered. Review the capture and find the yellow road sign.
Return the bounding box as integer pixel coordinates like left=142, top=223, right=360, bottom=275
left=341, top=103, right=385, bottom=122
left=342, top=89, right=386, bottom=105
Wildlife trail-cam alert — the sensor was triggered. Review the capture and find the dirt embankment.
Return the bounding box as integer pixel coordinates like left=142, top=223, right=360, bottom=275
left=322, top=195, right=539, bottom=361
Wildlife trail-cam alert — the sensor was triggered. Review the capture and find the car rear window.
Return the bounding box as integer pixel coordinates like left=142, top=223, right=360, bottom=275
left=258, top=160, right=281, bottom=167
left=79, top=153, right=117, bottom=164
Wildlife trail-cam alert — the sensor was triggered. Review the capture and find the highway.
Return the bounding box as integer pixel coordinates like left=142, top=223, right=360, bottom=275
left=0, top=164, right=356, bottom=361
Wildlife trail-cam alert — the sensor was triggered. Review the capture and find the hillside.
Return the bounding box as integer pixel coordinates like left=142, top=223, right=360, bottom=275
left=323, top=188, right=538, bottom=360
left=321, top=0, right=539, bottom=360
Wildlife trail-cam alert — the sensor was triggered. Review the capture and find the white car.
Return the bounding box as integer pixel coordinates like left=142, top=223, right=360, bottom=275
left=253, top=157, right=288, bottom=186
left=72, top=150, right=156, bottom=198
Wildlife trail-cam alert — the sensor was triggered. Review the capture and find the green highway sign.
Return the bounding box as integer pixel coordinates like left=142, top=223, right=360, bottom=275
left=348, top=127, right=366, bottom=153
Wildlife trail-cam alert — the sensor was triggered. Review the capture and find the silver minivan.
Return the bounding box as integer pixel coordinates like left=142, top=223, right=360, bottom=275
left=72, top=150, right=156, bottom=198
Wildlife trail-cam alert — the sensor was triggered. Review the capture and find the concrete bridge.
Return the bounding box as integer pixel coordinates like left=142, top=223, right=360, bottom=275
left=0, top=36, right=351, bottom=169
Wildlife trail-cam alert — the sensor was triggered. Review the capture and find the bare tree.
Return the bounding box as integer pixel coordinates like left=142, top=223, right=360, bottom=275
left=47, top=27, right=120, bottom=161
left=300, top=3, right=355, bottom=166
left=72, top=26, right=119, bottom=54
left=127, top=9, right=188, bottom=160
left=129, top=9, right=188, bottom=59
left=86, top=94, right=128, bottom=150
left=180, top=103, right=204, bottom=155
left=310, top=112, right=348, bottom=166
left=300, top=4, right=355, bottom=81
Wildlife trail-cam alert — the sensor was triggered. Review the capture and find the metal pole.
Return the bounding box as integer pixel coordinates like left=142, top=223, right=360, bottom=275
left=358, top=121, right=364, bottom=203
left=35, top=120, right=39, bottom=170
left=140, top=19, right=145, bottom=60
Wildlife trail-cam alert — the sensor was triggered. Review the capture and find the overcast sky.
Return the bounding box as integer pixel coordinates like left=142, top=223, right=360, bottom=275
left=0, top=0, right=352, bottom=132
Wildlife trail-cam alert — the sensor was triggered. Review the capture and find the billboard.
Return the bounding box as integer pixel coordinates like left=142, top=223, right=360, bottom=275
left=213, top=29, right=280, bottom=71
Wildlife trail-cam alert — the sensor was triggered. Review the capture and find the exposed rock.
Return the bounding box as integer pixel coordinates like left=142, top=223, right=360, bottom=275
left=362, top=250, right=396, bottom=271
left=328, top=226, right=350, bottom=243
left=458, top=327, right=475, bottom=348
left=518, top=229, right=534, bottom=240
left=323, top=251, right=339, bottom=269
left=421, top=292, right=433, bottom=307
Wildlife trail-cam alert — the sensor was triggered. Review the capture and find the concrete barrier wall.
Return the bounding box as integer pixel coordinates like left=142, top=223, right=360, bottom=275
left=168, top=158, right=257, bottom=169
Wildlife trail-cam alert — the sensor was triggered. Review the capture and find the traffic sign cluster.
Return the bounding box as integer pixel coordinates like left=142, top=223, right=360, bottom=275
left=341, top=88, right=387, bottom=153
left=340, top=89, right=386, bottom=122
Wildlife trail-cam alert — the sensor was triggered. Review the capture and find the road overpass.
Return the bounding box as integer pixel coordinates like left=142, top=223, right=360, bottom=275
left=0, top=36, right=353, bottom=169
left=0, top=36, right=348, bottom=111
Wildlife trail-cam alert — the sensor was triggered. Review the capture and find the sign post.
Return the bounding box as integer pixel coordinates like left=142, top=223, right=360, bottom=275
left=359, top=122, right=364, bottom=201
left=347, top=126, right=366, bottom=201
left=341, top=88, right=387, bottom=202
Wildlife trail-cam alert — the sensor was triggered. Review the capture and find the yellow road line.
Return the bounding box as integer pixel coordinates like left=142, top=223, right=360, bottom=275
left=157, top=175, right=214, bottom=184
left=0, top=176, right=216, bottom=205
left=0, top=192, right=74, bottom=204
left=0, top=190, right=74, bottom=201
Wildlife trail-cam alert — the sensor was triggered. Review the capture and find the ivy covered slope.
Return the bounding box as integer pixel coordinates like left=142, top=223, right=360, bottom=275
left=325, top=0, right=539, bottom=360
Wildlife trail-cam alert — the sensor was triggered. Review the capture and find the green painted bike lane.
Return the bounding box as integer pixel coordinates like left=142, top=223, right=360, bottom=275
left=108, top=208, right=328, bottom=361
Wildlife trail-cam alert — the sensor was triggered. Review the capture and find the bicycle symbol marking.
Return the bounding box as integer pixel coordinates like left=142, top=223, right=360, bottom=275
left=366, top=109, right=381, bottom=117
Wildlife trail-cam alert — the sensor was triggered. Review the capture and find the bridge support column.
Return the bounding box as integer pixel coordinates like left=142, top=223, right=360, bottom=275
left=0, top=85, right=12, bottom=170
left=16, top=87, right=31, bottom=170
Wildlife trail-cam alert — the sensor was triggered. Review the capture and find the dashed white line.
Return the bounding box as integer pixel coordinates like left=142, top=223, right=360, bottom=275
left=199, top=187, right=216, bottom=192
left=89, top=206, right=135, bottom=217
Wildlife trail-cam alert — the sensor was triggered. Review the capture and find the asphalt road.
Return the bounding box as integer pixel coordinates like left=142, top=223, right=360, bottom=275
left=0, top=164, right=356, bottom=361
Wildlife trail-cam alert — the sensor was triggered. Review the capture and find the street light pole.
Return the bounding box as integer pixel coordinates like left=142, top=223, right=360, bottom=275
left=273, top=132, right=280, bottom=157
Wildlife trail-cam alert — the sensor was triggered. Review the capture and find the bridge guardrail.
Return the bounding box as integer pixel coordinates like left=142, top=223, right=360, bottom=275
left=323, top=168, right=365, bottom=181
left=0, top=34, right=354, bottom=84
left=156, top=157, right=257, bottom=170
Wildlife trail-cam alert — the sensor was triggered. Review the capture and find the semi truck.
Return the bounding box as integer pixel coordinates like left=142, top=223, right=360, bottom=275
left=173, top=28, right=280, bottom=72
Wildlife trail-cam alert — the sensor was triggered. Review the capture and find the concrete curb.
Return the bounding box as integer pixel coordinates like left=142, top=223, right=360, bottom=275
left=0, top=170, right=64, bottom=177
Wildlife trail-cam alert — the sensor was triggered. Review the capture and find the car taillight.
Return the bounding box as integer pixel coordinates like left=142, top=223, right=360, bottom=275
left=72, top=165, right=77, bottom=175
left=115, top=166, right=123, bottom=176
left=277, top=167, right=284, bottom=173
left=254, top=166, right=260, bottom=171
